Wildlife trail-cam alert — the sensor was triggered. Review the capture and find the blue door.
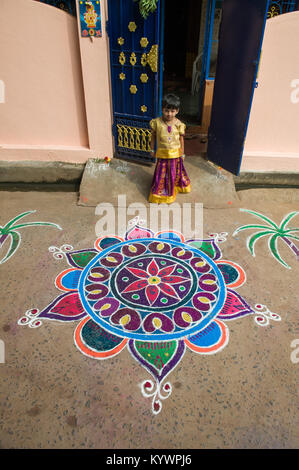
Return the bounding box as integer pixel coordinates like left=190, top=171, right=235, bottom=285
left=207, top=0, right=270, bottom=175
left=107, top=0, right=164, bottom=164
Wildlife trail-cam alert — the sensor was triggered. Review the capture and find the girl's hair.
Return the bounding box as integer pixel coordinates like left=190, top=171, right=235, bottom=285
left=162, top=94, right=180, bottom=110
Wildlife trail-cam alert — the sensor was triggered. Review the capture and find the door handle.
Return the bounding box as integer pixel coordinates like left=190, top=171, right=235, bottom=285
left=147, top=45, right=158, bottom=73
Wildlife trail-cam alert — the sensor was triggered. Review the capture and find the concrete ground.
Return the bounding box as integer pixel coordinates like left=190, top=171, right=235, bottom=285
left=0, top=162, right=298, bottom=449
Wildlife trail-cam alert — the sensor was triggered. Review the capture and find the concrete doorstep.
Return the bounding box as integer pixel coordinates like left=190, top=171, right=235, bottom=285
left=77, top=157, right=241, bottom=209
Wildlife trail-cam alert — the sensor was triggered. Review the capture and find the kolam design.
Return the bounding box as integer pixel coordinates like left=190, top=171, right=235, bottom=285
left=18, top=222, right=281, bottom=414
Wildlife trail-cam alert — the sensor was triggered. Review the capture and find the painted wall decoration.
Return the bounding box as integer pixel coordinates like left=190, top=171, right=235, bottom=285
left=79, top=0, right=102, bottom=38
left=18, top=220, right=281, bottom=414
left=34, top=0, right=77, bottom=16
left=0, top=211, right=62, bottom=265
left=233, top=209, right=299, bottom=269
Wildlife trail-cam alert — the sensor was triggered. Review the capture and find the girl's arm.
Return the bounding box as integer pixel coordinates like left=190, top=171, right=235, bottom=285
left=150, top=131, right=156, bottom=157
left=180, top=135, right=185, bottom=158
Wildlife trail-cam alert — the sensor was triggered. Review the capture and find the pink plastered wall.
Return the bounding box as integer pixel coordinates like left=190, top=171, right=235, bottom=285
left=0, top=0, right=113, bottom=163
left=241, top=11, right=299, bottom=172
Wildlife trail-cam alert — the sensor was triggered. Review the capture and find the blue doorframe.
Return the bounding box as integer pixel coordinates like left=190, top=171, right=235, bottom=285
left=198, top=0, right=217, bottom=122
left=107, top=0, right=298, bottom=168
left=206, top=0, right=270, bottom=175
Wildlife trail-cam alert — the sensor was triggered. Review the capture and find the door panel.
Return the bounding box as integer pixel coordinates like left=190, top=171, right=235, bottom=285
left=107, top=0, right=162, bottom=164
left=207, top=0, right=269, bottom=175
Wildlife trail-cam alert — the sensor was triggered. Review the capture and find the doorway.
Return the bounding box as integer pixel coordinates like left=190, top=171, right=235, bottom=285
left=162, top=0, right=203, bottom=125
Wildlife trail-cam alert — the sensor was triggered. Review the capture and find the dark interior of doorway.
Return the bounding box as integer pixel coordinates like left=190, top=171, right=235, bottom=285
left=163, top=0, right=203, bottom=125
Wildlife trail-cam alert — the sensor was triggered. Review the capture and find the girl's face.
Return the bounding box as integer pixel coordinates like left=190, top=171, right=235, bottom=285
left=162, top=107, right=179, bottom=122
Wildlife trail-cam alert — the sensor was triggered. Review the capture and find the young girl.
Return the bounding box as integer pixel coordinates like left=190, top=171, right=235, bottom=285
left=148, top=94, right=191, bottom=204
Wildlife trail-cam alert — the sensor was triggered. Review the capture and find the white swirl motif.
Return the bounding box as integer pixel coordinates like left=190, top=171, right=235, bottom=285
left=18, top=309, right=42, bottom=328
left=140, top=378, right=172, bottom=415
left=48, top=244, right=73, bottom=260
left=253, top=304, right=281, bottom=327
left=128, top=216, right=146, bottom=228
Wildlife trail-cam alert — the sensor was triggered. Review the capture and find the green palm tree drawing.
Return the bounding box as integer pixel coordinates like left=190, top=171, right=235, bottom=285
left=0, top=210, right=62, bottom=264
left=233, top=209, right=299, bottom=269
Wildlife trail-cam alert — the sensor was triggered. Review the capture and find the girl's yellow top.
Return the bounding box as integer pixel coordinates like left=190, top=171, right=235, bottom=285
left=150, top=117, right=186, bottom=159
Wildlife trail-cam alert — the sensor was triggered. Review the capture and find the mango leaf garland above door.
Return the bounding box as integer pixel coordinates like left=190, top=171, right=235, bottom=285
left=107, top=0, right=163, bottom=163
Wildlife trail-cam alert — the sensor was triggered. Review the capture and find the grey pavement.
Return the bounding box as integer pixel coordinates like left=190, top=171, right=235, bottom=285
left=0, top=166, right=298, bottom=449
